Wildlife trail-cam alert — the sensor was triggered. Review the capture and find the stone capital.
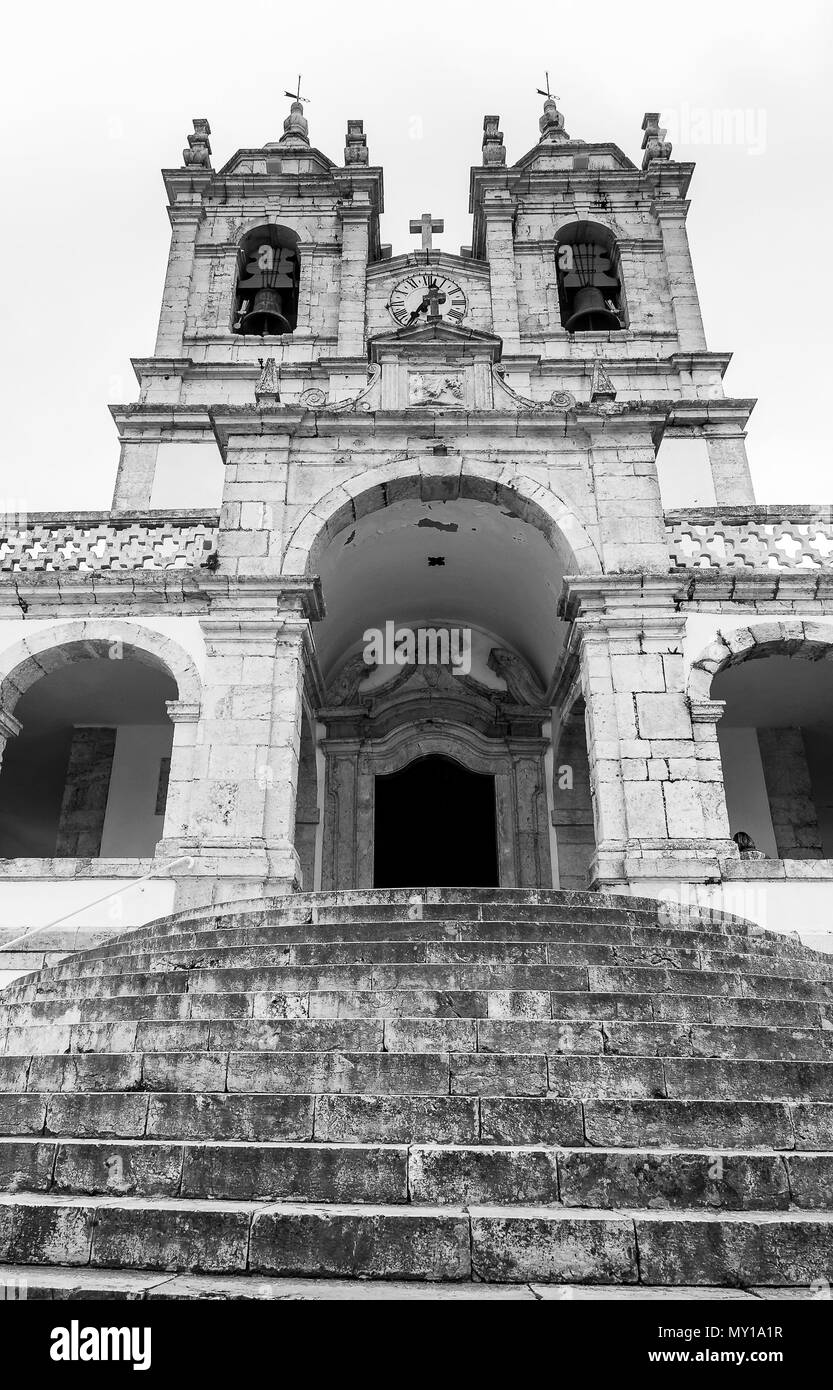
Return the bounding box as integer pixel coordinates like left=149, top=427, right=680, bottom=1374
left=687, top=696, right=726, bottom=725
left=165, top=699, right=201, bottom=724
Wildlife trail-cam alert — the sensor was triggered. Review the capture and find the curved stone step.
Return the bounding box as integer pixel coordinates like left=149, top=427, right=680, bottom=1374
left=2, top=991, right=825, bottom=1030
left=4, top=1091, right=833, bottom=1148
left=2, top=1193, right=833, bottom=1284
left=4, top=1050, right=833, bottom=1101
left=2, top=1017, right=832, bottom=1062
left=3, top=1137, right=832, bottom=1210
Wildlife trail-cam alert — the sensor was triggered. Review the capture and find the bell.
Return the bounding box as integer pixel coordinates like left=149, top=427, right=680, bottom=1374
left=564, top=286, right=622, bottom=333
left=239, top=288, right=292, bottom=335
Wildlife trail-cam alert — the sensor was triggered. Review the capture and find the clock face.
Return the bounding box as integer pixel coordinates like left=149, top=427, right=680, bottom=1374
left=387, top=273, right=468, bottom=328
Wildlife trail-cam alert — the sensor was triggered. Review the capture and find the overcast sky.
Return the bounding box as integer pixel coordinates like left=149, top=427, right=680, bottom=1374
left=1, top=0, right=830, bottom=511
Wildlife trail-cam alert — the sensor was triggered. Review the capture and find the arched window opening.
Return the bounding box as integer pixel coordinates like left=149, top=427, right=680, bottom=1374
left=555, top=221, right=625, bottom=333
left=713, top=653, right=833, bottom=860
left=0, top=655, right=177, bottom=858
left=232, top=224, right=300, bottom=336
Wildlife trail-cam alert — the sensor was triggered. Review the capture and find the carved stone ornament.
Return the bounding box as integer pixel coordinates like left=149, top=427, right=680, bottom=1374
left=482, top=115, right=507, bottom=166
left=641, top=112, right=673, bottom=170
left=408, top=372, right=464, bottom=407
left=255, top=358, right=281, bottom=403
left=182, top=118, right=212, bottom=169
left=487, top=648, right=547, bottom=705
left=492, top=366, right=575, bottom=412
left=299, top=364, right=381, bottom=413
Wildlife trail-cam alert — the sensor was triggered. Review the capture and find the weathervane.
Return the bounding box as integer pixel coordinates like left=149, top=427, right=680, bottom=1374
left=537, top=72, right=558, bottom=103
left=285, top=74, right=309, bottom=104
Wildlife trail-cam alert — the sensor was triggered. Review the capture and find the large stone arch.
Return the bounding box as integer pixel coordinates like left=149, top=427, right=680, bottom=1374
left=281, top=456, right=602, bottom=578
left=687, top=620, right=833, bottom=703
left=0, top=620, right=202, bottom=717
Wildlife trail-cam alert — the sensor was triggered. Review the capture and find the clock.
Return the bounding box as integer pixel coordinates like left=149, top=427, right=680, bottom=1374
left=387, top=273, right=468, bottom=328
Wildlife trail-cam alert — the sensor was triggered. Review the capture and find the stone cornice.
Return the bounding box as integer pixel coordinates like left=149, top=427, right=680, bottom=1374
left=208, top=400, right=673, bottom=455
left=558, top=573, right=685, bottom=625
left=0, top=572, right=325, bottom=622
left=668, top=400, right=756, bottom=428
left=673, top=569, right=833, bottom=605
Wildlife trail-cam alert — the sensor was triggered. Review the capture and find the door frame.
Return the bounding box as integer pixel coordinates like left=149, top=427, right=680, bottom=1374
left=321, top=721, right=552, bottom=889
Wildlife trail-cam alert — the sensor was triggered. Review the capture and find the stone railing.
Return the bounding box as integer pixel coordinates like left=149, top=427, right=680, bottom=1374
left=0, top=512, right=219, bottom=574
left=666, top=507, right=833, bottom=572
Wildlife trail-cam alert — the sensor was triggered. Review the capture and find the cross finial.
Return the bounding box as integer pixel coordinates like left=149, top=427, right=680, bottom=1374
left=285, top=74, right=309, bottom=104
left=409, top=212, right=444, bottom=252
left=536, top=71, right=559, bottom=103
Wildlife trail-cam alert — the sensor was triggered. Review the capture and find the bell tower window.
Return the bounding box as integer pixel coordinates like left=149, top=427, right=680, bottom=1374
left=555, top=221, right=625, bottom=333
left=232, top=225, right=300, bottom=336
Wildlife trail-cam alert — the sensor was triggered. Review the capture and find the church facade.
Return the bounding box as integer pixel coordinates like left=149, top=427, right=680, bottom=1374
left=1, top=93, right=832, bottom=976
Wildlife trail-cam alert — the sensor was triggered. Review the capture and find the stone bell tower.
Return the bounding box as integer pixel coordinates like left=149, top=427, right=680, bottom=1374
left=99, top=86, right=768, bottom=910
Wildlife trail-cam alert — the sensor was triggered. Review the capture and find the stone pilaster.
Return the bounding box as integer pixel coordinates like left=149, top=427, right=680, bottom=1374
left=482, top=190, right=521, bottom=352
left=336, top=196, right=372, bottom=356
left=154, top=206, right=203, bottom=355
left=653, top=202, right=707, bottom=352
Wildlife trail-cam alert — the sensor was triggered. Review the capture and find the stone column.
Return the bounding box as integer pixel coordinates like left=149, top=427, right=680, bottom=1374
left=55, top=728, right=117, bottom=857
left=336, top=196, right=371, bottom=356
left=758, top=727, right=823, bottom=859
left=155, top=699, right=201, bottom=848
left=154, top=207, right=202, bottom=355
left=654, top=202, right=707, bottom=352
left=483, top=190, right=521, bottom=352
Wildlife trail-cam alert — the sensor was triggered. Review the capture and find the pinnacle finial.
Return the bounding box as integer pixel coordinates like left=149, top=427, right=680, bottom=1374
left=280, top=75, right=310, bottom=145
left=482, top=115, right=506, bottom=166
left=345, top=119, right=369, bottom=166
left=537, top=72, right=569, bottom=143
left=182, top=118, right=212, bottom=168
left=641, top=112, right=672, bottom=169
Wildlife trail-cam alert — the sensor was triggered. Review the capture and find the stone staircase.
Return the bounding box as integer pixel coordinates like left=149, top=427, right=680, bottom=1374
left=1, top=888, right=832, bottom=1299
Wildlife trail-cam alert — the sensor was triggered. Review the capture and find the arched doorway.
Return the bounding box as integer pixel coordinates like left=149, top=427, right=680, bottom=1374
left=374, top=754, right=499, bottom=888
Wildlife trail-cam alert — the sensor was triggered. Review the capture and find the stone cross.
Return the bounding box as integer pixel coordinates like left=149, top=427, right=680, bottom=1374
left=409, top=213, right=444, bottom=251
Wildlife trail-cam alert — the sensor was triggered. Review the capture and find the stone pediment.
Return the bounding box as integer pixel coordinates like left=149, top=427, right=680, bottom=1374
left=215, top=146, right=336, bottom=178
left=511, top=141, right=637, bottom=174
left=369, top=320, right=502, bottom=360
left=368, top=321, right=503, bottom=411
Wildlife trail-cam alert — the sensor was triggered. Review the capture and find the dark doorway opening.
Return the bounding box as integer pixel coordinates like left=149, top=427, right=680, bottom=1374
left=374, top=754, right=499, bottom=888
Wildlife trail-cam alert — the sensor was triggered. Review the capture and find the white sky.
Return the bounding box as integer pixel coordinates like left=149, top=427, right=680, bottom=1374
left=1, top=0, right=830, bottom=511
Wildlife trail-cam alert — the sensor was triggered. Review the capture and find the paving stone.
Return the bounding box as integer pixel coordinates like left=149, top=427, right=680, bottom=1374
left=249, top=1204, right=471, bottom=1279
left=470, top=1208, right=638, bottom=1283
